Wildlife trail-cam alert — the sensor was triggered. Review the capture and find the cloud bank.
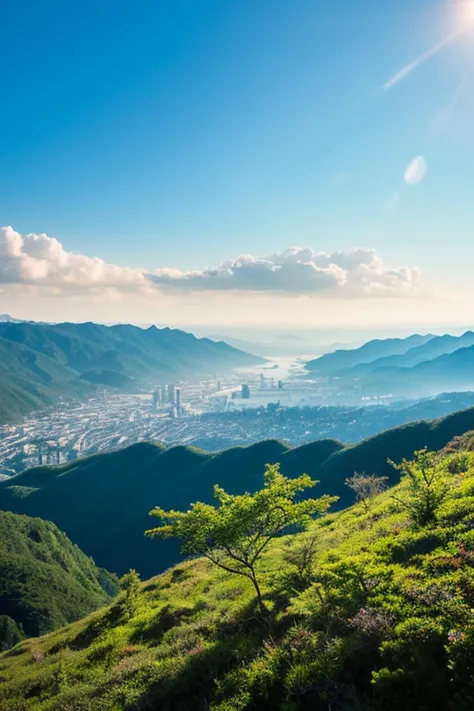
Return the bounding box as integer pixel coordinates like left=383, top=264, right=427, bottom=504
left=152, top=247, right=421, bottom=297
left=0, top=226, right=149, bottom=294
left=1, top=226, right=421, bottom=299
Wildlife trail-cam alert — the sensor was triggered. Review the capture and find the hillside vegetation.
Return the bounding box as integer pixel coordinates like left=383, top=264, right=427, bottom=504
left=0, top=321, right=261, bottom=424
left=2, top=407, right=474, bottom=578
left=0, top=336, right=91, bottom=424
left=3, top=440, right=474, bottom=709
left=0, top=511, right=118, bottom=651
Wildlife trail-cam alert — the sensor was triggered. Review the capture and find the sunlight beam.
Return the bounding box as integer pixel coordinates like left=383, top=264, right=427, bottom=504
left=384, top=31, right=460, bottom=91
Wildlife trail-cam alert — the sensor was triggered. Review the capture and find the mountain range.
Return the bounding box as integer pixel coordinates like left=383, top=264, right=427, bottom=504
left=305, top=333, right=435, bottom=374
left=0, top=321, right=261, bottom=424
left=307, top=330, right=474, bottom=397
left=2, top=405, right=474, bottom=578
left=0, top=314, right=25, bottom=324
left=347, top=330, right=474, bottom=375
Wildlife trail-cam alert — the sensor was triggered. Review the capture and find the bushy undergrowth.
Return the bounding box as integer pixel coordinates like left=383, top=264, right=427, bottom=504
left=3, top=449, right=474, bottom=709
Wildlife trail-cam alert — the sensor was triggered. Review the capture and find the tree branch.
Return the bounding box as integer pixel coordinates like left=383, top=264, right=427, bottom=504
left=204, top=554, right=253, bottom=580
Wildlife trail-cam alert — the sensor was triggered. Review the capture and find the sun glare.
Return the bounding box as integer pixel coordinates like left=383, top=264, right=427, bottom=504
left=458, top=0, right=474, bottom=27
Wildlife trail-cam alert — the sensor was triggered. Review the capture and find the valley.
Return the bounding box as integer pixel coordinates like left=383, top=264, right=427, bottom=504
left=3, top=405, right=474, bottom=579
left=3, top=349, right=474, bottom=477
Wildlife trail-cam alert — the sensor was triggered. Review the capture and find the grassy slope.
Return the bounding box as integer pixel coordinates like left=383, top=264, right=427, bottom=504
left=2, top=407, right=474, bottom=578
left=3, top=447, right=474, bottom=710
left=0, top=511, right=119, bottom=648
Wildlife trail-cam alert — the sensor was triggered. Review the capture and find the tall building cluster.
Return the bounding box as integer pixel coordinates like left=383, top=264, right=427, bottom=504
left=152, top=382, right=182, bottom=415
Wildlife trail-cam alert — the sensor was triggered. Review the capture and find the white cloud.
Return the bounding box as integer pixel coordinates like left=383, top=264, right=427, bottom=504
left=0, top=226, right=150, bottom=294
left=150, top=247, right=422, bottom=297
left=0, top=226, right=422, bottom=299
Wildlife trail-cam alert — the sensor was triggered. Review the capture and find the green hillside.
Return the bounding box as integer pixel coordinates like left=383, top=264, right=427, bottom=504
left=2, top=407, right=474, bottom=578
left=0, top=321, right=261, bottom=424
left=0, top=336, right=92, bottom=424
left=0, top=511, right=119, bottom=651
left=0, top=380, right=48, bottom=426
left=3, top=441, right=474, bottom=709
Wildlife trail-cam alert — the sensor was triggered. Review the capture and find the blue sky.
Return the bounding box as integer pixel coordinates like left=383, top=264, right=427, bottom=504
left=2, top=0, right=474, bottom=325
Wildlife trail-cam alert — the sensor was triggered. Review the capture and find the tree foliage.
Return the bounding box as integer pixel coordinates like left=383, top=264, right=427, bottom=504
left=0, top=616, right=24, bottom=652
left=119, top=569, right=141, bottom=619
left=147, top=463, right=337, bottom=611
left=390, top=447, right=450, bottom=525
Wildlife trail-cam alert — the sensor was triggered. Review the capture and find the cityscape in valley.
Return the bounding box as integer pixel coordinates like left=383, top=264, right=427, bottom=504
left=3, top=331, right=474, bottom=477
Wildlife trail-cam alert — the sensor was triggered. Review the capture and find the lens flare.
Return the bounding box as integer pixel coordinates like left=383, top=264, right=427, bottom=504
left=456, top=0, right=474, bottom=28
left=385, top=2, right=474, bottom=91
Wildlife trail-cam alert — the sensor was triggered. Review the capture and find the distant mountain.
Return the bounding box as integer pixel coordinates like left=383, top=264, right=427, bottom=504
left=2, top=405, right=474, bottom=578
left=207, top=332, right=323, bottom=357
left=306, top=333, right=434, bottom=374
left=207, top=334, right=272, bottom=356
left=0, top=335, right=91, bottom=425
left=0, top=314, right=24, bottom=323
left=0, top=322, right=262, bottom=424
left=394, top=344, right=474, bottom=394
left=339, top=336, right=474, bottom=398
left=0, top=510, right=118, bottom=650
left=348, top=330, right=474, bottom=376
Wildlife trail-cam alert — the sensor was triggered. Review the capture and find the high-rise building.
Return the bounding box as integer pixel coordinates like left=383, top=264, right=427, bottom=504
left=151, top=388, right=159, bottom=410
left=167, top=383, right=175, bottom=405
left=160, top=384, right=166, bottom=403
left=260, top=373, right=265, bottom=389
left=241, top=383, right=250, bottom=399
left=175, top=387, right=181, bottom=413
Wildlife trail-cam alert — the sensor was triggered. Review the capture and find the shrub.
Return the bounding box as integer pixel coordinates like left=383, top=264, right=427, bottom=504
left=119, top=569, right=141, bottom=620
left=345, top=473, right=389, bottom=511
left=390, top=448, right=450, bottom=525
left=282, top=534, right=319, bottom=590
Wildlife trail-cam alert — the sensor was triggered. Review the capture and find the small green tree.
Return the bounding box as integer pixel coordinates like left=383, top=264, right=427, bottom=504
left=389, top=448, right=450, bottom=525
left=345, top=472, right=389, bottom=511
left=146, top=463, right=337, bottom=613
left=119, top=569, right=141, bottom=619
